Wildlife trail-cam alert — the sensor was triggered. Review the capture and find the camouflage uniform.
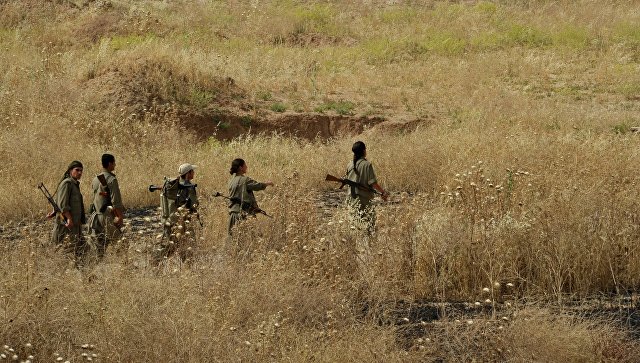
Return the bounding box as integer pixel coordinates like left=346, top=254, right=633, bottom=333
left=51, top=177, right=87, bottom=260
left=227, top=174, right=267, bottom=235
left=88, top=170, right=124, bottom=257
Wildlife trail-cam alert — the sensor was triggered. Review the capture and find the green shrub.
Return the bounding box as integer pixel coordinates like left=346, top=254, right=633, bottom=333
left=189, top=89, right=215, bottom=108
left=612, top=123, right=631, bottom=134
left=421, top=31, right=467, bottom=56
left=240, top=115, right=253, bottom=127
left=553, top=25, right=590, bottom=49
left=270, top=103, right=287, bottom=113
left=314, top=100, right=354, bottom=115
left=257, top=91, right=272, bottom=101
left=504, top=24, right=552, bottom=47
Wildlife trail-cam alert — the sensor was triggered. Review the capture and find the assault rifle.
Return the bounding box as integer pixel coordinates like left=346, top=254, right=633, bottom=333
left=213, top=191, right=273, bottom=218
left=324, top=174, right=382, bottom=195
left=96, top=174, right=112, bottom=213
left=38, top=182, right=67, bottom=224
left=96, top=174, right=123, bottom=231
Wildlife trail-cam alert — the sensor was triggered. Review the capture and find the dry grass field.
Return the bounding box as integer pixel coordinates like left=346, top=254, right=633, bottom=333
left=1, top=0, right=640, bottom=361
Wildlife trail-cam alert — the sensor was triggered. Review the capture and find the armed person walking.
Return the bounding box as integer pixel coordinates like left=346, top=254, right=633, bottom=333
left=227, top=158, right=274, bottom=236
left=47, top=160, right=87, bottom=266
left=153, top=163, right=199, bottom=263
left=88, top=153, right=124, bottom=259
left=345, top=141, right=388, bottom=234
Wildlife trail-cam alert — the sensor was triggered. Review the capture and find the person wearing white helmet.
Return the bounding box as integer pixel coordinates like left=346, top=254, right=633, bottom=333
left=154, top=163, right=199, bottom=263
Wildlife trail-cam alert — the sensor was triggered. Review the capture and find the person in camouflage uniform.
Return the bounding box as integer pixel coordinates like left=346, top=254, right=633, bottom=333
left=345, top=141, right=388, bottom=234
left=47, top=160, right=87, bottom=265
left=154, top=163, right=199, bottom=263
left=227, top=158, right=273, bottom=235
left=88, top=153, right=124, bottom=258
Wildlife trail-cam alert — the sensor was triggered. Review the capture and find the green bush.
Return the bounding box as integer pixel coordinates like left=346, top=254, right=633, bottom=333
left=270, top=103, right=287, bottom=113
left=314, top=100, right=354, bottom=115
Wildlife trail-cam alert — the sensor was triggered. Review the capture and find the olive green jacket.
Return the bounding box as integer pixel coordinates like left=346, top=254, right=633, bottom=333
left=227, top=174, right=266, bottom=213
left=91, top=170, right=124, bottom=214
left=55, top=177, right=85, bottom=226
left=345, top=158, right=377, bottom=206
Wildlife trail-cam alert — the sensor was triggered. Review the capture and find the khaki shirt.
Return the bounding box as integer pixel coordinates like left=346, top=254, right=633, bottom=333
left=346, top=158, right=377, bottom=205
left=55, top=177, right=85, bottom=225
left=228, top=174, right=266, bottom=213
left=92, top=170, right=124, bottom=214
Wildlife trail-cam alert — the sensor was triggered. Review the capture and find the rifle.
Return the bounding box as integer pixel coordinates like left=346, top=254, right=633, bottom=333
left=325, top=174, right=382, bottom=195
left=96, top=174, right=112, bottom=213
left=38, top=182, right=67, bottom=224
left=213, top=191, right=273, bottom=218
left=148, top=182, right=198, bottom=193
left=96, top=174, right=123, bottom=231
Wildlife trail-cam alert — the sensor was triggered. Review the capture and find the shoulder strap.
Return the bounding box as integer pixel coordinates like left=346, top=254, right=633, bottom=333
left=345, top=159, right=363, bottom=177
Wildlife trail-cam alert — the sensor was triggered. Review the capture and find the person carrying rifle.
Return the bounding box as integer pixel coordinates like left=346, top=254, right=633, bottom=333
left=47, top=160, right=87, bottom=265
left=154, top=163, right=199, bottom=262
left=227, top=158, right=274, bottom=235
left=345, top=141, right=388, bottom=234
left=88, top=153, right=124, bottom=258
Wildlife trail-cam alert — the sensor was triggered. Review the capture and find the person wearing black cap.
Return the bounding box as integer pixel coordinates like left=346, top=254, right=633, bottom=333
left=47, top=160, right=87, bottom=263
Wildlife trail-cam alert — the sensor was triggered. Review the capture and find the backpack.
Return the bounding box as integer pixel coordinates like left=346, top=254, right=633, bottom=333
left=159, top=177, right=181, bottom=219
left=160, top=177, right=197, bottom=219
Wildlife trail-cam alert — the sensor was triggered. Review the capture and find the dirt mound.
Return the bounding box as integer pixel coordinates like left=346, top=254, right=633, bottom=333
left=83, top=57, right=247, bottom=116
left=82, top=57, right=429, bottom=141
